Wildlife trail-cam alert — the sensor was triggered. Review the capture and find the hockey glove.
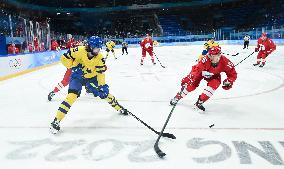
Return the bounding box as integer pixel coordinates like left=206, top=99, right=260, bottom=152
left=201, top=49, right=208, bottom=55
left=222, top=79, right=233, bottom=90
left=255, top=48, right=259, bottom=52
left=97, top=84, right=109, bottom=99
left=202, top=71, right=214, bottom=79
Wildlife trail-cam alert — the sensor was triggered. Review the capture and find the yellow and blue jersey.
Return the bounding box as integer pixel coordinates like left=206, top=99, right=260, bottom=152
left=106, top=41, right=115, bottom=50
left=60, top=46, right=106, bottom=85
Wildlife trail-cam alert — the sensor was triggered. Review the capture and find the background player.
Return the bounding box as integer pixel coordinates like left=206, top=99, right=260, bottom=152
left=140, top=34, right=155, bottom=65
left=105, top=39, right=116, bottom=59
left=253, top=32, right=276, bottom=67
left=121, top=39, right=128, bottom=55
left=197, top=38, right=219, bottom=62
left=153, top=40, right=160, bottom=47
left=243, top=34, right=250, bottom=49
left=170, top=46, right=237, bottom=112
left=50, top=36, right=129, bottom=134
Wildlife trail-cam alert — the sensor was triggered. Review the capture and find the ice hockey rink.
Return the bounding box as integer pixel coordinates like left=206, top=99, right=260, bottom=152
left=0, top=45, right=284, bottom=169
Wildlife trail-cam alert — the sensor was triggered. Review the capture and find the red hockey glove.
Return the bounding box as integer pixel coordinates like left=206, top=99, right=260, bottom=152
left=255, top=48, right=259, bottom=52
left=222, top=79, right=233, bottom=90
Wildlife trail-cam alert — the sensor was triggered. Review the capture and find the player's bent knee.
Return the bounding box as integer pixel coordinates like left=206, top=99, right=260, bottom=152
left=186, top=84, right=197, bottom=92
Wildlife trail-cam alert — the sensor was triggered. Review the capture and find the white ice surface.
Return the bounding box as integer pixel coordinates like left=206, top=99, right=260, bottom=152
left=0, top=45, right=284, bottom=169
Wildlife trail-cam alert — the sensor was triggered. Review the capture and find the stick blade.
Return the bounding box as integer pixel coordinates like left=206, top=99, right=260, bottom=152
left=154, top=144, right=166, bottom=158
left=161, top=132, right=176, bottom=139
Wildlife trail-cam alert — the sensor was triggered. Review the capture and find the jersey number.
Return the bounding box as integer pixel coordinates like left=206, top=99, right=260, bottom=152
left=227, top=61, right=234, bottom=69
left=201, top=57, right=207, bottom=63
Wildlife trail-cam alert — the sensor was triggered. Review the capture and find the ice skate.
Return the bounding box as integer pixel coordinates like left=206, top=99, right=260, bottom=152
left=259, top=63, right=265, bottom=67
left=50, top=118, right=60, bottom=134
left=253, top=63, right=260, bottom=66
left=119, top=107, right=129, bottom=115
left=170, top=97, right=179, bottom=106
left=194, top=98, right=205, bottom=113
left=48, top=91, right=55, bottom=101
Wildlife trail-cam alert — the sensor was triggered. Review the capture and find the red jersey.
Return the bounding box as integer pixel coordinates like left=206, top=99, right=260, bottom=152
left=66, top=38, right=75, bottom=48
left=140, top=38, right=153, bottom=50
left=51, top=40, right=59, bottom=51
left=191, top=55, right=237, bottom=83
left=256, top=37, right=276, bottom=55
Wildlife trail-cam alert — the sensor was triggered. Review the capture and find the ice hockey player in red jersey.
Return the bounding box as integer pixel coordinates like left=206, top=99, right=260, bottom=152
left=48, top=69, right=72, bottom=101
left=253, top=32, right=276, bottom=67
left=170, top=46, right=237, bottom=112
left=140, top=34, right=156, bottom=65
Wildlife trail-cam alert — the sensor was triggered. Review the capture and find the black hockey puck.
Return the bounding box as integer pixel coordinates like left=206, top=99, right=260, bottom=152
left=209, top=124, right=214, bottom=128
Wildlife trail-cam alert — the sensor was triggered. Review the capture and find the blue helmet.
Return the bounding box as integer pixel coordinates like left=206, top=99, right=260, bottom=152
left=88, top=36, right=103, bottom=49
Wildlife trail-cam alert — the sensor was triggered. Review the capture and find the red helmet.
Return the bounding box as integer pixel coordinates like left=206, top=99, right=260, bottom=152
left=208, top=46, right=221, bottom=55
left=261, top=32, right=267, bottom=37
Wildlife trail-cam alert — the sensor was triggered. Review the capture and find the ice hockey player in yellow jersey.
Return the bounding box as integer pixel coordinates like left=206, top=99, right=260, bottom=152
left=105, top=40, right=116, bottom=59
left=197, top=38, right=219, bottom=61
left=50, top=36, right=129, bottom=134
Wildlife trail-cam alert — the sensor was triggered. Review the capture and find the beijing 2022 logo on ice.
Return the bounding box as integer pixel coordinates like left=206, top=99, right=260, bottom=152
left=5, top=138, right=284, bottom=165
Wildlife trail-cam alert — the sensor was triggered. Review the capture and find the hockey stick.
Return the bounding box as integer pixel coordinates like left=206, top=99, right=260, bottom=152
left=222, top=52, right=239, bottom=56
left=127, top=110, right=176, bottom=139
left=153, top=52, right=166, bottom=68
left=90, top=84, right=175, bottom=139
left=154, top=86, right=185, bottom=158
left=234, top=51, right=255, bottom=67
